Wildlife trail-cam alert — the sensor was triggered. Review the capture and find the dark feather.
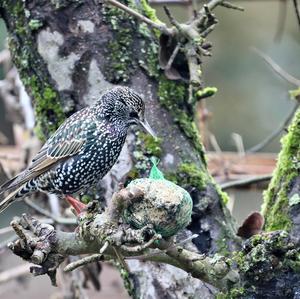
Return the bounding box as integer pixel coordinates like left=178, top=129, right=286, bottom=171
left=0, top=108, right=94, bottom=194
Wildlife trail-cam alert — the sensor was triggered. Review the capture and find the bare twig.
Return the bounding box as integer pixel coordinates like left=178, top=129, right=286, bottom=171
left=247, top=103, right=300, bottom=153
left=165, top=43, right=181, bottom=70
left=293, top=0, right=300, bottom=27
left=209, top=134, right=222, bottom=154
left=220, top=1, right=244, bottom=11
left=64, top=254, right=103, bottom=272
left=231, top=133, right=245, bottom=156
left=104, top=0, right=174, bottom=35
left=120, top=233, right=161, bottom=252
left=252, top=47, right=300, bottom=86
left=220, top=174, right=272, bottom=190
left=126, top=234, right=199, bottom=260
left=163, top=6, right=181, bottom=30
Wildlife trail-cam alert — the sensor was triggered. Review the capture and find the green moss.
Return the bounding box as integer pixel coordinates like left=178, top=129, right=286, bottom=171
left=196, top=86, right=218, bottom=100
left=135, top=0, right=160, bottom=78
left=138, top=132, right=162, bottom=156
left=130, top=132, right=163, bottom=179
left=3, top=0, right=66, bottom=140
left=22, top=75, right=65, bottom=141
left=165, top=162, right=207, bottom=190
left=102, top=2, right=137, bottom=83
left=165, top=162, right=230, bottom=207
left=114, top=261, right=137, bottom=299
left=137, top=24, right=159, bottom=78
left=139, top=0, right=162, bottom=38
left=158, top=76, right=206, bottom=161
left=139, top=0, right=162, bottom=25
left=262, top=109, right=300, bottom=231
left=178, top=163, right=207, bottom=189
left=217, top=287, right=245, bottom=299
left=289, top=87, right=300, bottom=100
left=215, top=183, right=230, bottom=205
left=28, top=19, right=43, bottom=30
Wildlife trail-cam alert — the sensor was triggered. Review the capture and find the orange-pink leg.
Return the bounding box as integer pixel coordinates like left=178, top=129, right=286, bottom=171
left=65, top=195, right=87, bottom=215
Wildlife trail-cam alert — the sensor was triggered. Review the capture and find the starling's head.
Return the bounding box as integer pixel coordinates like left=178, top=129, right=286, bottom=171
left=98, top=86, right=156, bottom=137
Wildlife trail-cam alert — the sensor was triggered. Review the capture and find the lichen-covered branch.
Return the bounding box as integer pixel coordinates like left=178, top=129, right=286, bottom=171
left=8, top=185, right=239, bottom=291
left=9, top=187, right=300, bottom=298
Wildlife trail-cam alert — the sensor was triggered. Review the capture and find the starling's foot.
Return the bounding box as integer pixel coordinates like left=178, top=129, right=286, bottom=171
left=65, top=195, right=87, bottom=215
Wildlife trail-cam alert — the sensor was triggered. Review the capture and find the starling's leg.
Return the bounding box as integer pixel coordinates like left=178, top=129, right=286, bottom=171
left=65, top=195, right=87, bottom=215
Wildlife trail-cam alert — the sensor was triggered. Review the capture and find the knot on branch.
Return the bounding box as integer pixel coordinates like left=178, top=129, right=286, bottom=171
left=8, top=214, right=64, bottom=286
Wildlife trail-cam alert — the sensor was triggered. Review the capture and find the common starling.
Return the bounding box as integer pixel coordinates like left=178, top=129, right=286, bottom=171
left=0, top=86, right=155, bottom=212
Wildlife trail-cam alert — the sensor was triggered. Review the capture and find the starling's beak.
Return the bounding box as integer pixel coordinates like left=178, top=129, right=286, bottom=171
left=138, top=117, right=157, bottom=138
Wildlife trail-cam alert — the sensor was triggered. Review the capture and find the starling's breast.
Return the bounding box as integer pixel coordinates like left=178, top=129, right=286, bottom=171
left=37, top=133, right=127, bottom=194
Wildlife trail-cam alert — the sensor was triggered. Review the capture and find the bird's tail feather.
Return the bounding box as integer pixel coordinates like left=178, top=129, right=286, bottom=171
left=0, top=175, right=19, bottom=193
left=0, top=169, right=28, bottom=194
left=0, top=185, right=25, bottom=213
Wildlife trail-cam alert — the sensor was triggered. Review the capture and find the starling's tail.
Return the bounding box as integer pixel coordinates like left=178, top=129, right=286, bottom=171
left=0, top=180, right=37, bottom=213
left=0, top=186, right=25, bottom=213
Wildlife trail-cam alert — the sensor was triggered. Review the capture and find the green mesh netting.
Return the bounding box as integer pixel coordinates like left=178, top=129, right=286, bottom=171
left=149, top=157, right=164, bottom=180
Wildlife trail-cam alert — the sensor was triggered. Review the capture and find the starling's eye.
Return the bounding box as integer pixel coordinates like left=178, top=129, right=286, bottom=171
left=129, top=111, right=139, bottom=118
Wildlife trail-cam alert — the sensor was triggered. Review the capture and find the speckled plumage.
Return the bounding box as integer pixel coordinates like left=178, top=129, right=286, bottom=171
left=0, top=86, right=153, bottom=212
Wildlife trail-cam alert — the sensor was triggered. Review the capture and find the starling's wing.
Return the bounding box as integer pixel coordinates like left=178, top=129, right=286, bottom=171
left=0, top=109, right=96, bottom=193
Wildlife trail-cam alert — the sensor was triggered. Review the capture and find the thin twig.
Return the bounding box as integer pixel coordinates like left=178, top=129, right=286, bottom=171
left=99, top=240, right=109, bottom=254
left=247, top=102, right=300, bottom=153
left=252, top=47, right=300, bottom=86
left=220, top=1, right=244, bottom=11
left=105, top=0, right=174, bottom=35
left=120, top=233, right=161, bottom=253
left=209, top=134, right=222, bottom=154
left=163, top=6, right=181, bottom=29
left=126, top=234, right=199, bottom=260
left=165, top=43, right=181, bottom=70
left=64, top=254, right=103, bottom=272
left=293, top=0, right=300, bottom=27
left=231, top=133, right=245, bottom=156
left=220, top=174, right=272, bottom=190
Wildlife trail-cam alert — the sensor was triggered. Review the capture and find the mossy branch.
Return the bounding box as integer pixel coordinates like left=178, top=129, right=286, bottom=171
left=7, top=185, right=240, bottom=291
left=262, top=108, right=300, bottom=231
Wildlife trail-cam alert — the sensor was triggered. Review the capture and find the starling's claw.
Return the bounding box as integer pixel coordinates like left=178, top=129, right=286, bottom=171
left=65, top=195, right=87, bottom=215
